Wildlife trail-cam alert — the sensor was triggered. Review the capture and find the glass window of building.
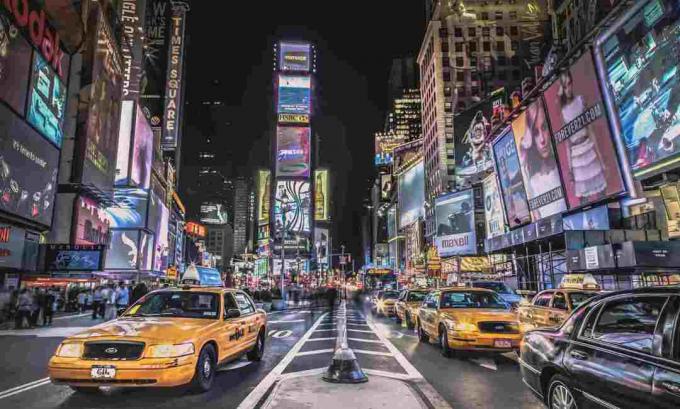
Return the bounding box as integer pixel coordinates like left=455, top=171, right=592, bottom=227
left=496, top=41, right=505, bottom=51
left=456, top=71, right=465, bottom=81
left=469, top=41, right=477, bottom=52
left=509, top=11, right=517, bottom=20
left=468, top=27, right=476, bottom=37
left=481, top=12, right=489, bottom=20
left=482, top=27, right=490, bottom=37
left=483, top=41, right=491, bottom=52
left=439, top=28, right=448, bottom=38
left=495, top=11, right=503, bottom=20
left=496, top=27, right=504, bottom=36
left=511, top=41, right=518, bottom=51
left=441, top=41, right=449, bottom=52
left=454, top=27, right=463, bottom=37
left=455, top=57, right=464, bottom=67
left=457, top=87, right=466, bottom=97
left=510, top=26, right=519, bottom=36
left=455, top=42, right=463, bottom=52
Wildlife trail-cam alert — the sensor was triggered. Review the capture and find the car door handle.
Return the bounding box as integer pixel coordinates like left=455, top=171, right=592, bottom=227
left=569, top=350, right=588, bottom=360
left=661, top=381, right=680, bottom=394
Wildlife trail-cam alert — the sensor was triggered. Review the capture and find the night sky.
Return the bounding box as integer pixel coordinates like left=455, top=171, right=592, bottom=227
left=185, top=1, right=425, bottom=259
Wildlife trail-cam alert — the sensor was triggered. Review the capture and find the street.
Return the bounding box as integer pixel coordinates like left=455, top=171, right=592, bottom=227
left=0, top=303, right=543, bottom=408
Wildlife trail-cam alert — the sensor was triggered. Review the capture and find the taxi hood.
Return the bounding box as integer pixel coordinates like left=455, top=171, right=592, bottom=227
left=439, top=309, right=517, bottom=324
left=66, top=317, right=220, bottom=342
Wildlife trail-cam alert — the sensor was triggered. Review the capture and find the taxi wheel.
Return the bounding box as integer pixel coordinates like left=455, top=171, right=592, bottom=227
left=70, top=386, right=99, bottom=394
left=439, top=327, right=454, bottom=358
left=190, top=344, right=216, bottom=393
left=247, top=330, right=265, bottom=361
left=405, top=313, right=414, bottom=330
left=417, top=321, right=429, bottom=343
left=547, top=375, right=579, bottom=409
left=395, top=314, right=402, bottom=325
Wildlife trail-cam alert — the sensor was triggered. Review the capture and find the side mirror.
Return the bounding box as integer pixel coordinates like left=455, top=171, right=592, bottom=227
left=225, top=308, right=241, bottom=319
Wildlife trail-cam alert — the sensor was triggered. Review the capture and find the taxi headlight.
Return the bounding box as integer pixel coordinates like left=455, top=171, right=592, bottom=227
left=444, top=320, right=477, bottom=332
left=147, top=343, right=195, bottom=358
left=56, top=342, right=83, bottom=358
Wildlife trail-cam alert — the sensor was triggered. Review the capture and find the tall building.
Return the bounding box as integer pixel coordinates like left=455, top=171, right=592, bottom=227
left=386, top=88, right=422, bottom=142
left=387, top=57, right=419, bottom=111
left=233, top=177, right=253, bottom=256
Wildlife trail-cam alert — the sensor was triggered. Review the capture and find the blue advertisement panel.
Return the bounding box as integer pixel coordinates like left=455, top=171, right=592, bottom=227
left=434, top=190, right=477, bottom=257
left=276, top=127, right=311, bottom=177
left=492, top=127, right=531, bottom=228
left=45, top=245, right=105, bottom=272
left=106, top=188, right=149, bottom=229
left=277, top=75, right=311, bottom=115
left=27, top=53, right=66, bottom=148
left=398, top=161, right=425, bottom=228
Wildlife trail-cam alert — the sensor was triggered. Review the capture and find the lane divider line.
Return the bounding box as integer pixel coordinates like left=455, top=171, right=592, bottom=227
left=295, top=349, right=335, bottom=357
left=346, top=337, right=383, bottom=344
left=347, top=328, right=373, bottom=333
left=305, top=337, right=335, bottom=342
left=353, top=349, right=393, bottom=357
left=0, top=378, right=51, bottom=400
left=267, top=320, right=306, bottom=324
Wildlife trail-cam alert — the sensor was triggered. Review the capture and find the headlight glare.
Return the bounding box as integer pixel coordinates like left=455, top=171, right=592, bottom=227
left=56, top=342, right=83, bottom=358
left=147, top=343, right=195, bottom=358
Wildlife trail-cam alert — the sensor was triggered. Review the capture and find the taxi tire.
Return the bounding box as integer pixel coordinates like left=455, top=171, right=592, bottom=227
left=247, top=330, right=265, bottom=361
left=70, top=386, right=99, bottom=394
left=405, top=313, right=414, bottom=330
left=417, top=321, right=429, bottom=343
left=439, top=327, right=454, bottom=358
left=190, top=344, right=216, bottom=393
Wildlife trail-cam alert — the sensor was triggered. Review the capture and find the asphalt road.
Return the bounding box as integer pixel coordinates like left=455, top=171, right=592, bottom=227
left=0, top=302, right=546, bottom=408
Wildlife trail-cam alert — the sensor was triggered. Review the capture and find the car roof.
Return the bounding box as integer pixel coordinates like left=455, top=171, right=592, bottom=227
left=150, top=286, right=238, bottom=295
left=436, top=287, right=495, bottom=293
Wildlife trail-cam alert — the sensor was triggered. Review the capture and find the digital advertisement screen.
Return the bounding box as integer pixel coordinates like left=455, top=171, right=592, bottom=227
left=544, top=52, right=625, bottom=209
left=563, top=205, right=610, bottom=230
left=597, top=0, right=680, bottom=178
left=278, top=75, right=311, bottom=115
left=434, top=190, right=477, bottom=257
left=492, top=127, right=531, bottom=228
left=0, top=224, right=26, bottom=269
left=45, top=245, right=104, bottom=272
left=73, top=196, right=110, bottom=245
left=511, top=100, right=567, bottom=221
left=257, top=170, right=271, bottom=226
left=131, top=104, right=153, bottom=189
left=387, top=206, right=397, bottom=239
left=314, top=169, right=329, bottom=221
left=274, top=180, right=311, bottom=233
left=154, top=200, right=169, bottom=272
left=0, top=14, right=32, bottom=115
left=375, top=132, right=404, bottom=166
left=279, top=42, right=311, bottom=72
left=276, top=126, right=311, bottom=177
left=106, top=188, right=148, bottom=229
left=380, top=174, right=392, bottom=201
left=27, top=53, right=66, bottom=148
left=314, top=228, right=329, bottom=265
left=454, top=103, right=495, bottom=178
left=0, top=103, right=59, bottom=227
left=398, top=161, right=425, bottom=229
left=483, top=174, right=506, bottom=239
left=200, top=202, right=228, bottom=225
left=140, top=231, right=154, bottom=271
left=115, top=100, right=134, bottom=186
left=105, top=230, right=140, bottom=270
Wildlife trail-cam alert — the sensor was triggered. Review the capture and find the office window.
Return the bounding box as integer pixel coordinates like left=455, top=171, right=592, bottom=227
left=439, top=28, right=448, bottom=38
left=441, top=41, right=449, bottom=52
left=442, top=57, right=450, bottom=67
left=511, top=41, right=519, bottom=51
left=457, top=87, right=466, bottom=97
left=444, top=87, right=452, bottom=97
left=455, top=42, right=464, bottom=52
left=456, top=71, right=465, bottom=81
left=509, top=11, right=517, bottom=20
left=470, top=56, right=478, bottom=67
left=469, top=41, right=477, bottom=52
left=496, top=26, right=504, bottom=36
left=468, top=27, right=476, bottom=37
left=482, top=27, right=490, bottom=37
left=510, top=26, right=519, bottom=36
left=454, top=27, right=463, bottom=37
left=495, top=11, right=503, bottom=20
left=481, top=12, right=489, bottom=20
left=455, top=57, right=464, bottom=67
left=483, top=42, right=491, bottom=51
left=497, top=41, right=505, bottom=51
left=443, top=71, right=451, bottom=82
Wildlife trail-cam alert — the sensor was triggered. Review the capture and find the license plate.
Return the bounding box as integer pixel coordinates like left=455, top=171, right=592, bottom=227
left=494, top=339, right=512, bottom=348
left=90, top=366, right=116, bottom=379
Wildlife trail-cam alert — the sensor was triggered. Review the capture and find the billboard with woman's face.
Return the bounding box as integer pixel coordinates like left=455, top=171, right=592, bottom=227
left=511, top=100, right=568, bottom=221
left=492, top=128, right=531, bottom=228
left=544, top=52, right=625, bottom=209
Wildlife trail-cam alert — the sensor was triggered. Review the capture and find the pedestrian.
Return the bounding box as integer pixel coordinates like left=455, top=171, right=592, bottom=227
left=30, top=288, right=41, bottom=327
left=92, top=287, right=102, bottom=319
left=327, top=287, right=337, bottom=315
left=115, top=281, right=129, bottom=316
left=15, top=289, right=32, bottom=329
left=131, top=281, right=148, bottom=304
left=43, top=289, right=55, bottom=326
left=103, top=284, right=117, bottom=321
left=77, top=291, right=86, bottom=313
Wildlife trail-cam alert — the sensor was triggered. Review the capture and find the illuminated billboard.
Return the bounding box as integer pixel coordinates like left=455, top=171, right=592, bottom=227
left=274, top=180, right=311, bottom=233
left=314, top=169, right=329, bottom=221
left=543, top=52, right=625, bottom=209
left=276, top=127, right=311, bottom=177
left=200, top=202, right=228, bottom=225
left=27, top=53, right=66, bottom=148
left=106, top=188, right=148, bottom=229
left=314, top=228, right=329, bottom=265
left=492, top=127, right=531, bottom=228
left=0, top=104, right=59, bottom=227
left=483, top=174, right=506, bottom=239
left=278, top=113, right=309, bottom=124
left=398, top=161, right=425, bottom=228
left=0, top=13, right=32, bottom=115
left=434, top=190, right=477, bottom=257
left=279, top=42, right=311, bottom=72
left=278, top=75, right=311, bottom=115
left=375, top=132, right=404, bottom=166
left=153, top=200, right=169, bottom=272
left=105, top=230, right=140, bottom=270
left=115, top=101, right=135, bottom=186
left=73, top=196, right=110, bottom=246
left=596, top=0, right=680, bottom=179
left=45, top=245, right=104, bottom=272
left=257, top=170, right=271, bottom=226
left=131, top=104, right=153, bottom=189
left=511, top=100, right=567, bottom=221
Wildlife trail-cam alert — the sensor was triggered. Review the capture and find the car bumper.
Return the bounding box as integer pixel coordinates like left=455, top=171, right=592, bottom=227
left=446, top=331, right=522, bottom=352
left=48, top=356, right=196, bottom=387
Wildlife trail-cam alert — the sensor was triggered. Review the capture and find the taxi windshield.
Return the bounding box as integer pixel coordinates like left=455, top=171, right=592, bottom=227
left=407, top=291, right=428, bottom=301
left=382, top=291, right=399, bottom=299
left=440, top=291, right=508, bottom=309
left=125, top=291, right=220, bottom=319
left=569, top=292, right=598, bottom=308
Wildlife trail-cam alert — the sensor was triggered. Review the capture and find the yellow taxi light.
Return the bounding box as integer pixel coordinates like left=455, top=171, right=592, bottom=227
left=56, top=342, right=83, bottom=358
left=147, top=343, right=195, bottom=358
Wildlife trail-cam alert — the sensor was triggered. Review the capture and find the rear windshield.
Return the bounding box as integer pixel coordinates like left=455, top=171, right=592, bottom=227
left=440, top=291, right=508, bottom=309
left=382, top=291, right=399, bottom=299
left=407, top=291, right=428, bottom=302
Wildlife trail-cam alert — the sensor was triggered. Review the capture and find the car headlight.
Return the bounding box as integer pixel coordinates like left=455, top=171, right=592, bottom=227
left=444, top=320, right=477, bottom=332
left=146, top=343, right=195, bottom=358
left=56, top=342, right=83, bottom=358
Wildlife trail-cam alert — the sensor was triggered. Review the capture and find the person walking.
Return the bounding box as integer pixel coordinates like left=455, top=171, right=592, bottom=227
left=103, top=284, right=117, bottom=321
left=327, top=287, right=337, bottom=315
left=131, top=281, right=148, bottom=304
left=30, top=288, right=41, bottom=327
left=92, top=287, right=102, bottom=319
left=43, top=289, right=55, bottom=326
left=77, top=291, right=86, bottom=313
left=115, top=282, right=129, bottom=316
left=15, top=289, right=32, bottom=329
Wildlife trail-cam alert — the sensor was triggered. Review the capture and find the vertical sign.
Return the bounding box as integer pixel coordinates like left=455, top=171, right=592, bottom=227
left=120, top=0, right=147, bottom=99
left=314, top=169, right=328, bottom=221
left=161, top=2, right=188, bottom=149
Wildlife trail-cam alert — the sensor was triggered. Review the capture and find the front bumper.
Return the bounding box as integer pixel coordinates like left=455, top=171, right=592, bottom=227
left=446, top=331, right=522, bottom=352
left=48, top=355, right=196, bottom=387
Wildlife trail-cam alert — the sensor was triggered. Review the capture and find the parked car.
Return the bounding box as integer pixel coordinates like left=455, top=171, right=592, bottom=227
left=416, top=287, right=521, bottom=357
left=395, top=288, right=430, bottom=328
left=518, top=288, right=599, bottom=331
left=471, top=281, right=522, bottom=307
left=520, top=287, right=680, bottom=409
left=374, top=290, right=400, bottom=317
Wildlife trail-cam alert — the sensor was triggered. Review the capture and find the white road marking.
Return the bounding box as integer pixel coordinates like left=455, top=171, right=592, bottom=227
left=347, top=328, right=373, bottom=333
left=313, top=329, right=335, bottom=332
left=305, top=337, right=335, bottom=342
left=237, top=312, right=328, bottom=409
left=353, top=349, right=393, bottom=357
left=271, top=330, right=293, bottom=339
left=0, top=327, right=91, bottom=338
left=364, top=314, right=423, bottom=380
left=0, top=378, right=51, bottom=400
left=295, top=349, right=334, bottom=357
left=278, top=367, right=326, bottom=380
left=347, top=337, right=383, bottom=344
left=470, top=358, right=498, bottom=371
left=267, top=320, right=305, bottom=324
left=362, top=369, right=413, bottom=381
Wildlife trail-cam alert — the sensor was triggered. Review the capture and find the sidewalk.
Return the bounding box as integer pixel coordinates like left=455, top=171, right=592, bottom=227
left=0, top=312, right=98, bottom=331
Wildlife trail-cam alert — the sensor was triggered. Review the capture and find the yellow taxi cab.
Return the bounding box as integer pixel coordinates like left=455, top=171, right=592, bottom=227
left=517, top=288, right=599, bottom=331
left=415, top=287, right=521, bottom=357
left=374, top=289, right=400, bottom=317
left=394, top=288, right=430, bottom=329
left=48, top=286, right=267, bottom=393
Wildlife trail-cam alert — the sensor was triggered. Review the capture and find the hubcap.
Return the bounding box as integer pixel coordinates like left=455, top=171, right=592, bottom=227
left=551, top=384, right=576, bottom=409
left=202, top=357, right=212, bottom=378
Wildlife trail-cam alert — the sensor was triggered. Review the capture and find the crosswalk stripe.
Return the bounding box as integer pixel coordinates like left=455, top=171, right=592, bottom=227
left=295, top=349, right=334, bottom=357
left=347, top=337, right=383, bottom=344
left=347, top=328, right=373, bottom=333
left=353, top=349, right=393, bottom=357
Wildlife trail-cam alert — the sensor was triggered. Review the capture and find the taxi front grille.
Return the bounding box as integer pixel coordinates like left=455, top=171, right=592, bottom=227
left=478, top=321, right=519, bottom=334
left=83, top=342, right=145, bottom=361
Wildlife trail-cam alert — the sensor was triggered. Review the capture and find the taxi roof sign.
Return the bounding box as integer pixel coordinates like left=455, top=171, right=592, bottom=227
left=559, top=274, right=601, bottom=290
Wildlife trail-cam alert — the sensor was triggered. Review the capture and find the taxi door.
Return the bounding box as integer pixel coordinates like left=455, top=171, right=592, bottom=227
left=234, top=292, right=259, bottom=347
left=219, top=293, right=243, bottom=361
left=420, top=291, right=440, bottom=336
left=530, top=291, right=554, bottom=328
left=547, top=291, right=569, bottom=327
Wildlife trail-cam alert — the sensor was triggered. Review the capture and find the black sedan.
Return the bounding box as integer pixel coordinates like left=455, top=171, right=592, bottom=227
left=519, top=286, right=680, bottom=409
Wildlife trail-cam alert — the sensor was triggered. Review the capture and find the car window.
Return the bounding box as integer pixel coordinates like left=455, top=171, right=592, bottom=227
left=224, top=293, right=239, bottom=317
left=125, top=291, right=219, bottom=319
left=383, top=291, right=399, bottom=300
left=533, top=292, right=553, bottom=307
left=553, top=292, right=567, bottom=310
left=588, top=296, right=668, bottom=354
left=440, top=291, right=508, bottom=309
left=569, top=292, right=598, bottom=309
left=407, top=291, right=428, bottom=302
left=234, top=292, right=255, bottom=315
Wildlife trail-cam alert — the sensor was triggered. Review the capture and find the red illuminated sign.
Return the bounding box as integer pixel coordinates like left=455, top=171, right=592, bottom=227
left=185, top=222, right=206, bottom=238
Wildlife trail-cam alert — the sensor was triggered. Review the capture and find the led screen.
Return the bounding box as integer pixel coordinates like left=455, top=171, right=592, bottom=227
left=314, top=228, right=329, bottom=265
left=492, top=127, right=531, bottom=228
left=314, top=169, right=329, bottom=221
left=434, top=190, right=477, bottom=257
left=398, top=161, right=425, bottom=229
left=115, top=100, right=134, bottom=186
left=106, top=188, right=148, bottom=229
left=454, top=97, right=499, bottom=178
left=140, top=231, right=154, bottom=271
left=153, top=200, right=169, bottom=272
left=27, top=53, right=66, bottom=148
left=278, top=75, right=311, bottom=115
left=511, top=100, right=568, bottom=221
left=0, top=14, right=32, bottom=115
left=276, top=127, right=311, bottom=177
left=544, top=52, right=625, bottom=209
left=105, top=230, right=140, bottom=270
left=279, top=42, right=311, bottom=72
left=200, top=202, right=228, bottom=225
left=0, top=103, right=59, bottom=226
left=563, top=205, right=610, bottom=231
left=131, top=105, right=153, bottom=189
left=0, top=224, right=26, bottom=269
left=45, top=246, right=104, bottom=272
left=274, top=180, right=311, bottom=233
left=597, top=0, right=680, bottom=178
left=73, top=196, right=110, bottom=245
left=483, top=174, right=506, bottom=239
left=375, top=132, right=404, bottom=166
left=257, top=170, right=271, bottom=226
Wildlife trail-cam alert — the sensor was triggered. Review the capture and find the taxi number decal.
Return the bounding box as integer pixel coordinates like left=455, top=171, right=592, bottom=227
left=230, top=328, right=245, bottom=341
